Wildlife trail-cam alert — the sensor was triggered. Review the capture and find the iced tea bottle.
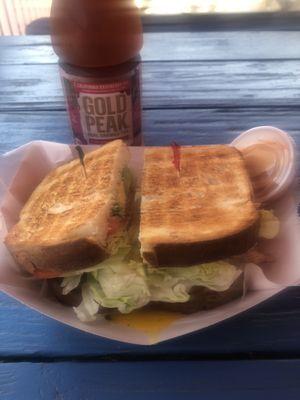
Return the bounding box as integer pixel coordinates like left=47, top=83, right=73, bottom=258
left=50, top=0, right=143, bottom=145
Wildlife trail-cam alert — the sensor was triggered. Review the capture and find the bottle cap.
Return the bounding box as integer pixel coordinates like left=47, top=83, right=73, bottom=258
left=231, top=126, right=296, bottom=204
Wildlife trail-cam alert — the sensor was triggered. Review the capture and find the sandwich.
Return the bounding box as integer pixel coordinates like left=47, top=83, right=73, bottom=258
left=5, top=139, right=133, bottom=278
left=138, top=145, right=278, bottom=314
left=5, top=141, right=279, bottom=321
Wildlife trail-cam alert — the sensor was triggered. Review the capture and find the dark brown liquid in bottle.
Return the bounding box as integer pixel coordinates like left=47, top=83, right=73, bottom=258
left=50, top=0, right=143, bottom=145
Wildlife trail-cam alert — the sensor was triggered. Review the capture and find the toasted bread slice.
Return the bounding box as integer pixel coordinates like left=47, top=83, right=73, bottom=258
left=139, top=145, right=259, bottom=266
left=5, top=140, right=129, bottom=277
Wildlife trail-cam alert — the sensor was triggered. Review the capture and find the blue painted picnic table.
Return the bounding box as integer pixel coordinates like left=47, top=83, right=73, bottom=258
left=1, top=31, right=300, bottom=399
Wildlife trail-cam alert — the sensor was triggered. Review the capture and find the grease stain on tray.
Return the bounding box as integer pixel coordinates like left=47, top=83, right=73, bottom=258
left=111, top=309, right=182, bottom=341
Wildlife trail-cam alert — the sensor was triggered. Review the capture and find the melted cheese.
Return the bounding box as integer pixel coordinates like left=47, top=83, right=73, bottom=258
left=111, top=310, right=182, bottom=342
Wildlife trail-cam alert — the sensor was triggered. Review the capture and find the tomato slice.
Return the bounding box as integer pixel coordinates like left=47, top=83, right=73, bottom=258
left=107, top=216, right=123, bottom=236
left=33, top=269, right=59, bottom=279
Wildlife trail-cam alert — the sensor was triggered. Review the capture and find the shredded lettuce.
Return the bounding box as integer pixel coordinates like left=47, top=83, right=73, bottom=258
left=61, top=274, right=82, bottom=295
left=66, top=260, right=241, bottom=321
left=90, top=261, right=150, bottom=313
left=259, top=209, right=280, bottom=239
left=73, top=283, right=100, bottom=322
left=147, top=262, right=241, bottom=303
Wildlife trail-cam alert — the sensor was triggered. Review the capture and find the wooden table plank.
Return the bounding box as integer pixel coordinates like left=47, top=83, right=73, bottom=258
left=2, top=32, right=300, bottom=64
left=1, top=360, right=300, bottom=400
left=1, top=60, right=300, bottom=111
left=1, top=108, right=300, bottom=154
left=2, top=288, right=300, bottom=359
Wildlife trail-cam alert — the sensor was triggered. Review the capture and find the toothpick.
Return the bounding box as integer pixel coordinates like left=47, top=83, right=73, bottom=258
left=75, top=145, right=87, bottom=179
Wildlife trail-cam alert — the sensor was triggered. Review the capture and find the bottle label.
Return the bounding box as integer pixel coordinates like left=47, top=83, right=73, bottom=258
left=60, top=64, right=142, bottom=145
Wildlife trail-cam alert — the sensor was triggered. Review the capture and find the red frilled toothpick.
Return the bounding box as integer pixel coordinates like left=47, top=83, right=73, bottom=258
left=171, top=141, right=181, bottom=172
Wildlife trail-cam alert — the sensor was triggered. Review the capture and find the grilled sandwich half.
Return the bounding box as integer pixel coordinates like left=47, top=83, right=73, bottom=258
left=140, top=145, right=259, bottom=267
left=5, top=140, right=133, bottom=278
left=137, top=145, right=260, bottom=313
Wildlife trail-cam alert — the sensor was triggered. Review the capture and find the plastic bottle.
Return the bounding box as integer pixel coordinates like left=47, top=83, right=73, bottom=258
left=50, top=0, right=143, bottom=145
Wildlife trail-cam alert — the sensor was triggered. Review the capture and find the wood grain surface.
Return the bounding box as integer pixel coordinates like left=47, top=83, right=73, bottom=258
left=1, top=360, right=300, bottom=400
left=1, top=288, right=300, bottom=359
left=2, top=60, right=300, bottom=111
left=1, top=108, right=300, bottom=154
left=2, top=31, right=300, bottom=63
